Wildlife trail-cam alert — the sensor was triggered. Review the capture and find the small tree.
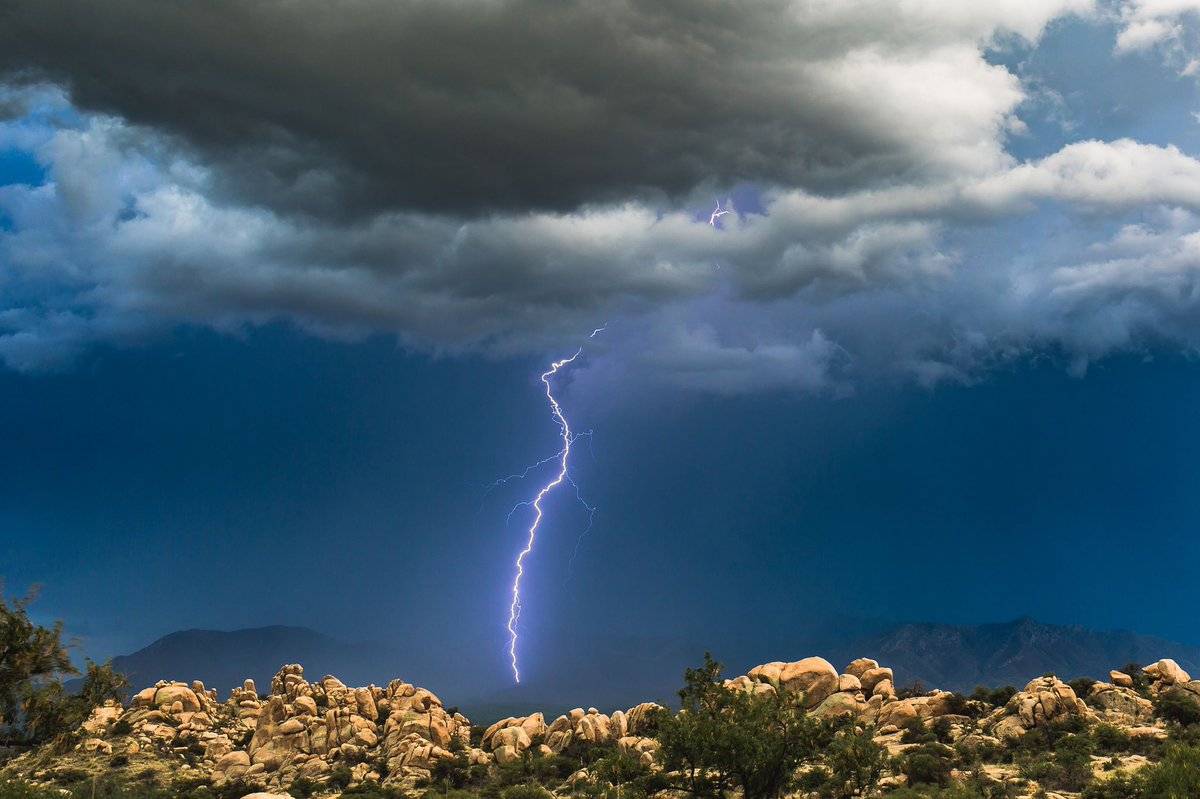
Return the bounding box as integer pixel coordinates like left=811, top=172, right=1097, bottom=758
left=77, top=660, right=128, bottom=710
left=0, top=586, right=75, bottom=741
left=821, top=725, right=885, bottom=798
left=656, top=654, right=829, bottom=799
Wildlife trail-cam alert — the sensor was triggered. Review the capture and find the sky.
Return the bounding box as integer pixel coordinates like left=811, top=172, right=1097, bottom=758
left=4, top=0, right=1200, bottom=696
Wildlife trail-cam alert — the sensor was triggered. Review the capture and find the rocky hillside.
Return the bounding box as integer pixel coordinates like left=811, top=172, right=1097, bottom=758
left=7, top=651, right=1200, bottom=798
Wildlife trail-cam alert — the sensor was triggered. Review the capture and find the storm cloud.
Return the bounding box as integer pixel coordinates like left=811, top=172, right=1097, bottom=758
left=0, top=0, right=1089, bottom=215
left=5, top=1, right=1200, bottom=392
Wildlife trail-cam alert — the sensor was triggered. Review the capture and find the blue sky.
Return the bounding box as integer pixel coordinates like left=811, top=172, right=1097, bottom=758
left=4, top=2, right=1200, bottom=695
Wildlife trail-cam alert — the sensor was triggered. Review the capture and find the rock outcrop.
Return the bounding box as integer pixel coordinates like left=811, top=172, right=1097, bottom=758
left=987, top=676, right=1092, bottom=740
left=5, top=650, right=1192, bottom=799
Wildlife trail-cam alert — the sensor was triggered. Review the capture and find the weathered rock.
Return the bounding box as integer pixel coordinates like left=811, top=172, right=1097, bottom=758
left=154, top=683, right=202, bottom=713
left=876, top=691, right=957, bottom=729
left=1144, top=659, right=1191, bottom=688
left=1110, top=670, right=1134, bottom=688
left=811, top=691, right=868, bottom=721
left=859, top=667, right=894, bottom=695
left=1088, top=682, right=1154, bottom=724
left=844, top=658, right=879, bottom=679
left=81, top=701, right=123, bottom=735
left=987, top=676, right=1091, bottom=740
left=79, top=738, right=113, bottom=755
left=872, top=679, right=897, bottom=700
left=744, top=657, right=839, bottom=709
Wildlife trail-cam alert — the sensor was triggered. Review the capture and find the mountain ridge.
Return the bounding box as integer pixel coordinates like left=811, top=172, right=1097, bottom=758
left=82, top=617, right=1200, bottom=721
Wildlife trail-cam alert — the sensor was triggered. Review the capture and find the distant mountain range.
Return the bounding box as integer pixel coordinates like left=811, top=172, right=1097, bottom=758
left=82, top=618, right=1200, bottom=722
left=68, top=626, right=404, bottom=697
left=840, top=617, right=1200, bottom=692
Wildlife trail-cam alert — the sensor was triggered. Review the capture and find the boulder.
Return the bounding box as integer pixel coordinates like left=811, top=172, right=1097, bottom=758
left=154, top=683, right=202, bottom=713
left=1088, top=683, right=1154, bottom=724
left=811, top=692, right=868, bottom=721
left=1144, top=659, right=1191, bottom=688
left=772, top=657, right=840, bottom=708
left=876, top=692, right=957, bottom=729
left=987, top=676, right=1091, bottom=740
left=1110, top=670, right=1134, bottom=688
left=844, top=658, right=879, bottom=679
left=859, top=667, right=894, bottom=695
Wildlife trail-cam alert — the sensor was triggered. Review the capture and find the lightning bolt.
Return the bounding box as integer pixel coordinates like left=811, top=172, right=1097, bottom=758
left=709, top=198, right=732, bottom=227
left=506, top=326, right=604, bottom=683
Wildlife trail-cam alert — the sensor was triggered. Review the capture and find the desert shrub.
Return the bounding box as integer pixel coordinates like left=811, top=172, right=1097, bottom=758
left=429, top=751, right=473, bottom=790
left=896, top=681, right=928, bottom=700
left=327, top=765, right=354, bottom=790
left=1069, top=677, right=1097, bottom=699
left=420, top=791, right=478, bottom=799
left=820, top=725, right=885, bottom=799
left=939, top=693, right=971, bottom=717
left=968, top=686, right=1016, bottom=709
left=900, top=718, right=936, bottom=745
left=1016, top=733, right=1093, bottom=792
left=884, top=785, right=995, bottom=799
left=1138, top=743, right=1200, bottom=797
left=110, top=718, right=133, bottom=736
left=340, top=782, right=407, bottom=799
left=1008, top=716, right=1087, bottom=757
left=1091, top=722, right=1132, bottom=753
left=289, top=777, right=318, bottom=798
left=931, top=717, right=955, bottom=744
left=0, top=781, right=62, bottom=799
left=955, top=736, right=1004, bottom=766
left=896, top=742, right=956, bottom=787
left=559, top=737, right=617, bottom=766
left=592, top=749, right=650, bottom=788
left=656, top=653, right=831, bottom=799
left=499, top=784, right=552, bottom=799
left=1118, top=664, right=1154, bottom=698
left=15, top=659, right=127, bottom=744
left=1156, top=688, right=1200, bottom=727
left=1082, top=773, right=1142, bottom=799
left=108, top=753, right=129, bottom=768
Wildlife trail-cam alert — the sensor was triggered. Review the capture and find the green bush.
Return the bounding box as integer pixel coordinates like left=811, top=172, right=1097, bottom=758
left=1016, top=732, right=1093, bottom=792
left=655, top=654, right=831, bottom=799
left=900, top=718, right=936, bottom=745
left=897, top=742, right=956, bottom=787
left=1091, top=723, right=1133, bottom=753
left=1138, top=743, right=1200, bottom=797
left=0, top=781, right=63, bottom=799
left=968, top=686, right=1016, bottom=709
left=499, top=784, right=552, bottom=799
left=820, top=726, right=884, bottom=799
left=1118, top=664, right=1154, bottom=698
left=1069, top=677, right=1098, bottom=699
left=1157, top=688, right=1200, bottom=727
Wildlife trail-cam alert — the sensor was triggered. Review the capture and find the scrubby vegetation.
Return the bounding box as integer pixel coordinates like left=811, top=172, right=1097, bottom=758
left=6, top=641, right=1200, bottom=798
left=0, top=588, right=127, bottom=745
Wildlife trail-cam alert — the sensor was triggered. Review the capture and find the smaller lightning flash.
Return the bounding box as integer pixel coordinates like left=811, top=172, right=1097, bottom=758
left=709, top=199, right=733, bottom=227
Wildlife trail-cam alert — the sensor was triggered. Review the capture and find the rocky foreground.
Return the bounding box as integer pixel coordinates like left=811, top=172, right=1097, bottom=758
left=5, top=654, right=1200, bottom=797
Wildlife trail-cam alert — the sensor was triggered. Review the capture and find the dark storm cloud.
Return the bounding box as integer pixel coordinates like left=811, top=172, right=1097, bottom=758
left=0, top=0, right=1078, bottom=216
left=11, top=1, right=1200, bottom=392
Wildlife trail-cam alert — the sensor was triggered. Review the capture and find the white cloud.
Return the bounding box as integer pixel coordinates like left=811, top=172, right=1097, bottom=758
left=1116, top=0, right=1200, bottom=51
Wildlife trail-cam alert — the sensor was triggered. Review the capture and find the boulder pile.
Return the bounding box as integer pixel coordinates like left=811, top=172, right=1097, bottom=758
left=6, top=653, right=1197, bottom=797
